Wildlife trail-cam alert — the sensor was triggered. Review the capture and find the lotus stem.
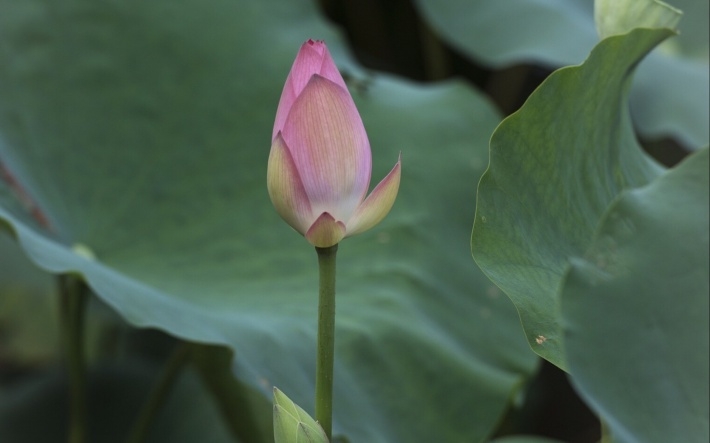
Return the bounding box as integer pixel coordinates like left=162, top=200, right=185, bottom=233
left=124, top=343, right=191, bottom=443
left=315, top=244, right=338, bottom=440
left=59, top=274, right=89, bottom=443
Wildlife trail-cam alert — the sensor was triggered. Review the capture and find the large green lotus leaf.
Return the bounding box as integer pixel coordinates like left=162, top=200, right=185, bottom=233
left=413, top=0, right=709, bottom=149
left=471, top=28, right=672, bottom=369
left=594, top=0, right=682, bottom=39
left=561, top=147, right=709, bottom=443
left=0, top=0, right=537, bottom=441
left=0, top=363, right=235, bottom=442
left=415, top=0, right=597, bottom=67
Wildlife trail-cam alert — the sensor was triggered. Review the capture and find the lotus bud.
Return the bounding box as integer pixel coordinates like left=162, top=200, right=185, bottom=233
left=273, top=387, right=329, bottom=443
left=268, top=40, right=401, bottom=248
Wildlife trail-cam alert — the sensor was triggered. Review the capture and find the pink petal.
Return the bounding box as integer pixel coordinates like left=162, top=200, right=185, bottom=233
left=281, top=75, right=371, bottom=222
left=313, top=41, right=348, bottom=92
left=305, top=212, right=346, bottom=247
left=346, top=154, right=401, bottom=237
left=272, top=40, right=348, bottom=140
left=267, top=134, right=313, bottom=234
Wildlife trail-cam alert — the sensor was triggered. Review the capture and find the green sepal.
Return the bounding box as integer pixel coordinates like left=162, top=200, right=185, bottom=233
left=273, top=388, right=329, bottom=443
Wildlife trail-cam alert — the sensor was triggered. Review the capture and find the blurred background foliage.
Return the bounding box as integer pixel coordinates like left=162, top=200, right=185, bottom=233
left=323, top=0, right=708, bottom=152
left=0, top=0, right=707, bottom=442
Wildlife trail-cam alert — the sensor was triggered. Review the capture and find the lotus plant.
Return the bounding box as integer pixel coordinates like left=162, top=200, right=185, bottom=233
left=267, top=39, right=401, bottom=248
left=268, top=40, right=401, bottom=442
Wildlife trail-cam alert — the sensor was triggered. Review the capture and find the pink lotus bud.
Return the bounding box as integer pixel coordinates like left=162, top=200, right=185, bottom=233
left=267, top=40, right=401, bottom=248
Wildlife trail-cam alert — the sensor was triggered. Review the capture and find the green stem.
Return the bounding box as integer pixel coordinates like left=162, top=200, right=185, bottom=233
left=59, top=274, right=89, bottom=443
left=124, top=343, right=191, bottom=443
left=189, top=343, right=267, bottom=443
left=600, top=418, right=612, bottom=443
left=315, top=244, right=338, bottom=440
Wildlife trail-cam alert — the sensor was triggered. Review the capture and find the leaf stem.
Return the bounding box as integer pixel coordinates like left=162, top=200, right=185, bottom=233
left=124, top=343, right=191, bottom=443
left=600, top=418, right=612, bottom=443
left=59, top=274, right=89, bottom=443
left=315, top=244, right=338, bottom=440
left=190, top=343, right=267, bottom=442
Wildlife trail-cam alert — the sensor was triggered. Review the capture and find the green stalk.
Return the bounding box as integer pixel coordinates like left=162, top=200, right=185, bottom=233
left=315, top=244, right=338, bottom=440
left=124, top=343, right=191, bottom=443
left=600, top=418, right=612, bottom=443
left=59, top=274, right=89, bottom=443
left=189, top=343, right=268, bottom=443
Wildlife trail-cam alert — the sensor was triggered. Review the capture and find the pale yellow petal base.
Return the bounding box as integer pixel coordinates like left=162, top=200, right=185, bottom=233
left=267, top=134, right=313, bottom=234
left=306, top=212, right=346, bottom=247
left=346, top=154, right=402, bottom=237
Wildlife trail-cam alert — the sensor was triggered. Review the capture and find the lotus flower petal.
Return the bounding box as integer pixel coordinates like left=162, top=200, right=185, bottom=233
left=305, top=212, right=347, bottom=248
left=282, top=75, right=371, bottom=222
left=346, top=155, right=401, bottom=237
left=267, top=134, right=313, bottom=234
left=273, top=40, right=348, bottom=140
